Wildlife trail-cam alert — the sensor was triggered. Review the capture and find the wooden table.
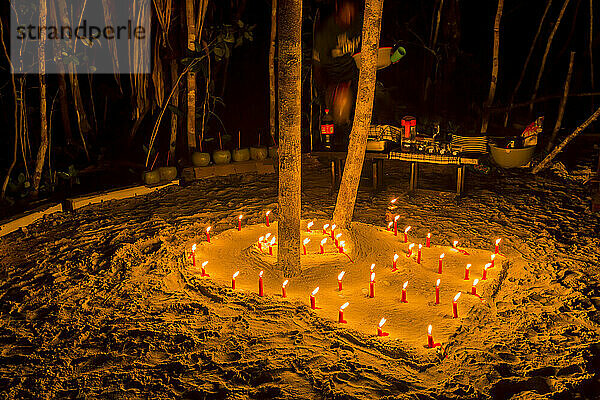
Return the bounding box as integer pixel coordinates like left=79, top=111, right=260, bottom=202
left=310, top=151, right=388, bottom=191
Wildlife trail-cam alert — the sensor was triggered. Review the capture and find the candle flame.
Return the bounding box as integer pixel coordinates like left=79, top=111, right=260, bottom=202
left=259, top=236, right=264, bottom=242
left=393, top=253, right=399, bottom=261
left=453, top=240, right=458, bottom=247
left=391, top=198, right=398, bottom=203
left=387, top=222, right=393, bottom=228
left=409, top=243, right=415, bottom=250
left=338, top=271, right=346, bottom=281
left=454, top=292, right=462, bottom=302
left=232, top=271, right=240, bottom=279
left=428, top=324, right=432, bottom=335
left=370, top=272, right=375, bottom=282
left=427, top=232, right=431, bottom=238
left=394, top=215, right=400, bottom=221
left=472, top=279, right=479, bottom=287
left=418, top=244, right=422, bottom=249
left=491, top=254, right=496, bottom=260
left=266, top=210, right=271, bottom=216
left=206, top=226, right=211, bottom=232
left=496, top=238, right=501, bottom=245
left=202, top=261, right=208, bottom=268
left=379, top=317, right=387, bottom=327
left=238, top=214, right=243, bottom=220
left=403, top=281, right=409, bottom=289
left=282, top=279, right=289, bottom=287
left=370, top=263, right=375, bottom=271
left=436, top=279, right=440, bottom=287
left=320, top=238, right=327, bottom=245
left=265, top=233, right=272, bottom=240
left=323, top=223, right=330, bottom=230
left=340, top=302, right=349, bottom=311
left=303, top=238, right=310, bottom=245
left=336, top=233, right=342, bottom=240
left=440, top=253, right=445, bottom=259
left=192, top=244, right=197, bottom=251
left=307, top=221, right=314, bottom=228
left=484, top=263, right=491, bottom=270
left=339, top=241, right=345, bottom=248
left=259, top=271, right=264, bottom=278
left=466, top=263, right=471, bottom=270
left=331, top=224, right=336, bottom=231
left=311, top=287, right=320, bottom=296
left=404, top=226, right=411, bottom=233
left=269, top=237, right=276, bottom=245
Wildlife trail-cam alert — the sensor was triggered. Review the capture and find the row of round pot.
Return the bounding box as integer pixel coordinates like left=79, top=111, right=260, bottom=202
left=143, top=166, right=178, bottom=186
left=192, top=146, right=277, bottom=167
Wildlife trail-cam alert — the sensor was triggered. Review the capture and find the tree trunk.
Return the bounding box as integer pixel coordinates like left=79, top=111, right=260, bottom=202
left=186, top=0, right=197, bottom=152
left=529, top=0, right=571, bottom=114
left=277, top=0, right=302, bottom=277
left=169, top=59, right=179, bottom=159
left=332, top=0, right=384, bottom=229
left=269, top=0, right=277, bottom=146
left=0, top=17, right=18, bottom=200
left=33, top=0, right=48, bottom=195
left=546, top=51, right=575, bottom=151
left=481, top=0, right=504, bottom=134
left=590, top=0, right=595, bottom=95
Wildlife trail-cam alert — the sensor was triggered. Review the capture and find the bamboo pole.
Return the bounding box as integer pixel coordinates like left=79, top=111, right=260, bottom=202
left=529, top=0, right=571, bottom=114
left=546, top=52, right=575, bottom=152
left=0, top=17, right=18, bottom=200
left=169, top=60, right=179, bottom=159
left=491, top=92, right=600, bottom=112
left=504, top=0, right=553, bottom=127
left=590, top=0, right=595, bottom=93
left=269, top=0, right=277, bottom=147
left=481, top=0, right=504, bottom=134
left=533, top=105, right=600, bottom=174
left=333, top=0, right=384, bottom=229
left=32, top=0, right=48, bottom=195
left=186, top=0, right=197, bottom=152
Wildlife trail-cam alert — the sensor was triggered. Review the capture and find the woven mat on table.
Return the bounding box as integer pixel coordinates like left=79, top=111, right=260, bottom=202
left=388, top=151, right=479, bottom=165
left=369, top=125, right=402, bottom=142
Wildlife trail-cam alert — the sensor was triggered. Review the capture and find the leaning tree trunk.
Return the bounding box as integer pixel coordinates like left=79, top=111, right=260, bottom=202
left=169, top=60, right=179, bottom=159
left=481, top=0, right=504, bottom=134
left=277, top=0, right=302, bottom=277
left=186, top=0, right=197, bottom=152
left=269, top=0, right=277, bottom=146
left=32, top=0, right=48, bottom=195
left=332, top=0, right=384, bottom=229
left=546, top=51, right=575, bottom=151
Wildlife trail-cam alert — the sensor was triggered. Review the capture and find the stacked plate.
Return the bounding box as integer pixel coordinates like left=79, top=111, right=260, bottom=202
left=451, top=135, right=488, bottom=154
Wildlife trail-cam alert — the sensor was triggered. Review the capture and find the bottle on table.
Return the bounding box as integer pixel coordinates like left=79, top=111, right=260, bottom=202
left=320, top=109, right=334, bottom=150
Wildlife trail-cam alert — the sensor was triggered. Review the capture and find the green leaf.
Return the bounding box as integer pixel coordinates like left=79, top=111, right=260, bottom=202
left=17, top=173, right=25, bottom=184
left=167, top=104, right=184, bottom=117
left=237, top=20, right=244, bottom=28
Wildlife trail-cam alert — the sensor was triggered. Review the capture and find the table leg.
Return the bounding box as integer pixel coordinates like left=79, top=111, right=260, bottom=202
left=456, top=166, right=465, bottom=195
left=377, top=160, right=384, bottom=187
left=330, top=161, right=336, bottom=190
left=372, top=160, right=378, bottom=190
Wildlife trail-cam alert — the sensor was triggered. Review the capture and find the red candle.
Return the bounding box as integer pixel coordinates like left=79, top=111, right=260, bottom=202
left=393, top=216, right=399, bottom=236
left=435, top=279, right=440, bottom=304
left=426, top=233, right=431, bottom=248
left=387, top=221, right=393, bottom=231
left=407, top=243, right=414, bottom=258
left=282, top=279, right=288, bottom=298
left=404, top=226, right=411, bottom=243
left=377, top=318, right=389, bottom=336
left=258, top=236, right=264, bottom=252
left=390, top=197, right=398, bottom=205
left=201, top=261, right=209, bottom=277
left=268, top=237, right=276, bottom=255
left=369, top=272, right=375, bottom=298
left=206, top=226, right=211, bottom=243
left=310, top=287, right=319, bottom=309
left=190, top=244, right=197, bottom=269
left=452, top=292, right=461, bottom=318
left=258, top=271, right=264, bottom=296
left=452, top=240, right=458, bottom=250
left=338, top=271, right=345, bottom=291
left=335, top=233, right=342, bottom=247
left=265, top=210, right=271, bottom=227
left=490, top=254, right=496, bottom=268
left=471, top=279, right=479, bottom=295
left=265, top=233, right=272, bottom=242
left=338, top=302, right=349, bottom=323
left=237, top=215, right=243, bottom=231
left=330, top=224, right=336, bottom=239
left=338, top=241, right=345, bottom=253
left=303, top=238, right=310, bottom=255
left=401, top=281, right=409, bottom=303
left=464, top=263, right=471, bottom=280
left=417, top=244, right=422, bottom=264
left=370, top=263, right=375, bottom=272
left=322, top=223, right=330, bottom=235
left=495, top=238, right=501, bottom=254
left=438, top=253, right=445, bottom=274
left=483, top=263, right=491, bottom=280
left=320, top=238, right=327, bottom=254
left=232, top=271, right=239, bottom=289
left=392, top=253, right=399, bottom=271
left=307, top=221, right=314, bottom=233
left=427, top=325, right=435, bottom=348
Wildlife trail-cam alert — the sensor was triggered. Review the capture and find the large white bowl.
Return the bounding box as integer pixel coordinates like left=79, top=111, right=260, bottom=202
left=489, top=144, right=535, bottom=168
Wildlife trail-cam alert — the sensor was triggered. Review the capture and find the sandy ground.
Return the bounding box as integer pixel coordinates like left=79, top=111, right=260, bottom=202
left=0, top=156, right=599, bottom=399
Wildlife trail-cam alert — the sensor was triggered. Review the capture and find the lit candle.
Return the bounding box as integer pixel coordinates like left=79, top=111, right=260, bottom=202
left=303, top=238, right=310, bottom=255
left=335, top=233, right=342, bottom=247
left=238, top=214, right=243, bottom=231
left=338, top=241, right=345, bottom=253
left=370, top=263, right=375, bottom=272
left=258, top=236, right=264, bottom=251
left=464, top=263, right=471, bottom=280
left=407, top=243, right=415, bottom=258
left=377, top=317, right=389, bottom=337
left=282, top=279, right=288, bottom=298
left=490, top=254, right=496, bottom=268
left=258, top=271, right=264, bottom=296
left=232, top=271, right=239, bottom=289
left=452, top=292, right=461, bottom=318
left=390, top=197, right=398, bottom=205
left=417, top=244, right=422, bottom=264
left=320, top=238, right=327, bottom=254
left=435, top=279, right=440, bottom=304
left=369, top=272, right=375, bottom=298
left=426, top=233, right=431, bottom=248
left=401, top=281, right=409, bottom=303
left=269, top=237, right=276, bottom=255
left=338, top=302, right=349, bottom=323
left=265, top=233, right=272, bottom=241
left=322, top=223, right=330, bottom=235
left=495, top=238, right=501, bottom=254
left=206, top=226, right=211, bottom=243
left=387, top=221, right=393, bottom=231
left=404, top=226, right=411, bottom=243
left=310, top=287, right=319, bottom=309
left=453, top=240, right=458, bottom=249
left=427, top=325, right=435, bottom=348
left=190, top=244, right=197, bottom=269
left=265, top=210, right=271, bottom=227
left=482, top=263, right=491, bottom=280
left=330, top=224, right=336, bottom=239
left=438, top=253, right=445, bottom=274
left=201, top=261, right=209, bottom=277
left=471, top=278, right=479, bottom=295
left=394, top=215, right=399, bottom=236
left=307, top=221, right=314, bottom=233
left=338, top=271, right=345, bottom=291
left=392, top=253, right=399, bottom=271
